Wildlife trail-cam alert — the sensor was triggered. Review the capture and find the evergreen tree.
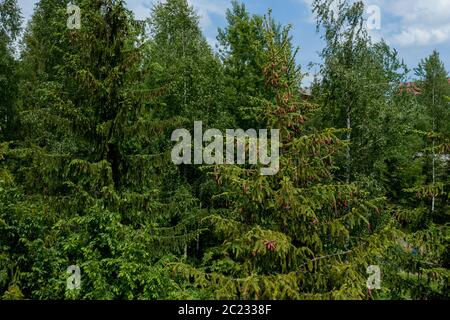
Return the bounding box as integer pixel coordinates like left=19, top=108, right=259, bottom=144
left=218, top=1, right=287, bottom=128
left=0, top=0, right=22, bottom=140
left=171, top=14, right=396, bottom=300
left=1, top=0, right=200, bottom=299
left=0, top=0, right=447, bottom=301
left=142, top=0, right=229, bottom=282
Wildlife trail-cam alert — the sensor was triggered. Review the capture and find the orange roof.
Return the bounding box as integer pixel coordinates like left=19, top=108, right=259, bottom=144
left=400, top=78, right=450, bottom=96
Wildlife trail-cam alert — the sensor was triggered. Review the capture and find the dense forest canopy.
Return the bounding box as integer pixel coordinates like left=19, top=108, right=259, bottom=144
left=0, top=0, right=448, bottom=300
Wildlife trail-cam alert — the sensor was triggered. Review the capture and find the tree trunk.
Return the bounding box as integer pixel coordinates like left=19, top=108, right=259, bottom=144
left=346, top=106, right=351, bottom=184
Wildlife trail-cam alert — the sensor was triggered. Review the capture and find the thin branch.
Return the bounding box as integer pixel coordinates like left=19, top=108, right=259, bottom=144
left=299, top=249, right=353, bottom=270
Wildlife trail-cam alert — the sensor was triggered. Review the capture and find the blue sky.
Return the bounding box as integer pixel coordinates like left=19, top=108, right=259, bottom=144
left=18, top=0, right=450, bottom=85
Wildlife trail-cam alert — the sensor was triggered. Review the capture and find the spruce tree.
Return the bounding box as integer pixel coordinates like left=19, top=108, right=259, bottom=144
left=1, top=0, right=201, bottom=299
left=217, top=1, right=286, bottom=128
left=1, top=0, right=447, bottom=301
left=171, top=14, right=396, bottom=300
left=0, top=0, right=22, bottom=140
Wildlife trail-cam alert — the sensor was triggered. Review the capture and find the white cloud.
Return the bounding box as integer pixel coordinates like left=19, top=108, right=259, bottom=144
left=367, top=0, right=450, bottom=47
left=300, top=0, right=450, bottom=47
left=187, top=0, right=228, bottom=29
left=393, top=25, right=450, bottom=47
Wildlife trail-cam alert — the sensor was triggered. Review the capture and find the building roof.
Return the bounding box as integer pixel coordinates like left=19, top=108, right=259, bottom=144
left=400, top=78, right=450, bottom=96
